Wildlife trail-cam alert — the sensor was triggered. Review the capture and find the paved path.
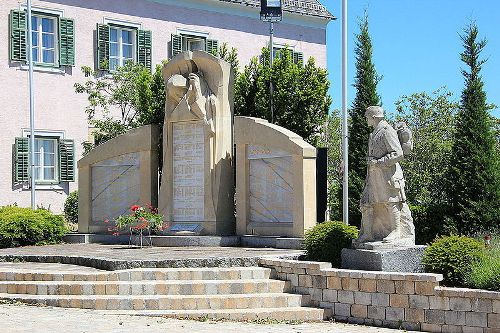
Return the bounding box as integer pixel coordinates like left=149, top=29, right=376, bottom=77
left=0, top=303, right=416, bottom=333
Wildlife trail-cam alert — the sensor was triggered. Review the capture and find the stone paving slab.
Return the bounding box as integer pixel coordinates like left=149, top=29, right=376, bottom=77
left=0, top=302, right=417, bottom=333
left=0, top=244, right=302, bottom=270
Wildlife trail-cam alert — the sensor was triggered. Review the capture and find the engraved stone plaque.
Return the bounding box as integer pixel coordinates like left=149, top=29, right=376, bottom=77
left=91, top=152, right=140, bottom=223
left=172, top=121, right=205, bottom=221
left=248, top=145, right=293, bottom=223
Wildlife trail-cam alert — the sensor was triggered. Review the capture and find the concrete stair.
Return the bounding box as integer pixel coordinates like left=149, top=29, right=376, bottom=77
left=0, top=265, right=325, bottom=321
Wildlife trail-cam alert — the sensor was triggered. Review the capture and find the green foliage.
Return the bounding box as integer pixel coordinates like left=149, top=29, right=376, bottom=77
left=410, top=204, right=457, bottom=244
left=304, top=221, right=358, bottom=267
left=423, top=235, right=485, bottom=287
left=0, top=206, right=68, bottom=248
left=446, top=23, right=500, bottom=235
left=465, top=246, right=500, bottom=291
left=63, top=191, right=78, bottom=225
left=317, top=111, right=342, bottom=220
left=342, top=13, right=382, bottom=227
left=234, top=46, right=331, bottom=146
left=395, top=88, right=458, bottom=205
left=218, top=42, right=239, bottom=74
left=111, top=204, right=165, bottom=235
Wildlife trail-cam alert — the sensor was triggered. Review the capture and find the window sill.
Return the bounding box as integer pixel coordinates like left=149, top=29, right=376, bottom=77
left=19, top=65, right=66, bottom=75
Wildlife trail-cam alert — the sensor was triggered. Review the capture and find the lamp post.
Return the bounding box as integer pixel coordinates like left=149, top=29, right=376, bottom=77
left=260, top=0, right=282, bottom=124
left=27, top=0, right=36, bottom=209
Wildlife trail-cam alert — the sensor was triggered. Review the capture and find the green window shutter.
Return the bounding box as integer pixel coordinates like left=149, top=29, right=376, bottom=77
left=206, top=39, right=219, bottom=57
left=59, top=139, right=75, bottom=182
left=59, top=18, right=75, bottom=66
left=137, top=29, right=152, bottom=70
left=97, top=24, right=110, bottom=70
left=10, top=10, right=27, bottom=62
left=171, top=34, right=182, bottom=58
left=14, top=137, right=29, bottom=182
left=293, top=51, right=304, bottom=66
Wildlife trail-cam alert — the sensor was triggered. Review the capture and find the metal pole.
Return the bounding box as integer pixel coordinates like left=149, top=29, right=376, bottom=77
left=269, top=21, right=274, bottom=123
left=341, top=0, right=348, bottom=224
left=27, top=0, right=36, bottom=209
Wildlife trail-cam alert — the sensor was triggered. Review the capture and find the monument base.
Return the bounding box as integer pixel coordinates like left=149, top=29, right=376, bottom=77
left=341, top=245, right=426, bottom=272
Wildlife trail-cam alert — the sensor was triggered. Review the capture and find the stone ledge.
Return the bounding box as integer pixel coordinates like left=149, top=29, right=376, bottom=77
left=435, top=287, right=500, bottom=300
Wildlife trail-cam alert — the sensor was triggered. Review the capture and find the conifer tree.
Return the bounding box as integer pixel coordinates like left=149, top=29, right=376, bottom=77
left=447, top=23, right=500, bottom=234
left=342, top=14, right=381, bottom=226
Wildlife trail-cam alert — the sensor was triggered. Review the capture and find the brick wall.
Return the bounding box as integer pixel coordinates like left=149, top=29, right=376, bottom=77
left=260, top=258, right=500, bottom=333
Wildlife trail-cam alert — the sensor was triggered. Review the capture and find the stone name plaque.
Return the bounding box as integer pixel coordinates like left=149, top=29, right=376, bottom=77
left=91, top=152, right=140, bottom=223
left=248, top=145, right=293, bottom=223
left=172, top=121, right=205, bottom=221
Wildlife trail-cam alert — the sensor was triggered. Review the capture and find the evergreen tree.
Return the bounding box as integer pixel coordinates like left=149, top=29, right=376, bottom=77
left=447, top=23, right=500, bottom=234
left=342, top=14, right=381, bottom=226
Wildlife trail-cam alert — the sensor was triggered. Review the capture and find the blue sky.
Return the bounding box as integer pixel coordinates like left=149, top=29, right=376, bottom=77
left=320, top=0, right=500, bottom=118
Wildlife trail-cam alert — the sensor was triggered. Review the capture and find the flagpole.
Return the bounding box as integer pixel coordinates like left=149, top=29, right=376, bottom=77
left=341, top=0, right=348, bottom=224
left=27, top=0, right=36, bottom=209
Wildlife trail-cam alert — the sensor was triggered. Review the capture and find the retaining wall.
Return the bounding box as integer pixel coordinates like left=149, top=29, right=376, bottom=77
left=259, top=258, right=500, bottom=333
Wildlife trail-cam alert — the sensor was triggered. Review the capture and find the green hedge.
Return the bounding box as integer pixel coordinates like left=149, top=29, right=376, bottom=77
left=411, top=204, right=456, bottom=244
left=304, top=221, right=358, bottom=267
left=64, top=191, right=78, bottom=225
left=0, top=206, right=68, bottom=248
left=422, top=235, right=485, bottom=287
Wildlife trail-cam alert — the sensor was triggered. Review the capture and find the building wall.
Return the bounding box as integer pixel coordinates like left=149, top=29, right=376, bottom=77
left=0, top=0, right=329, bottom=212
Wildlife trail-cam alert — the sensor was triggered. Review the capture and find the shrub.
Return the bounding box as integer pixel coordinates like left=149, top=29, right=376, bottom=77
left=64, top=191, right=79, bottom=225
left=304, top=221, right=358, bottom=267
left=0, top=206, right=68, bottom=248
left=411, top=204, right=456, bottom=244
left=422, top=235, right=485, bottom=287
left=466, top=253, right=500, bottom=291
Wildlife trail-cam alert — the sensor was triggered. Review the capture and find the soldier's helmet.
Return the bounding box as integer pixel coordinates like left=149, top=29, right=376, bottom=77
left=365, top=106, right=384, bottom=118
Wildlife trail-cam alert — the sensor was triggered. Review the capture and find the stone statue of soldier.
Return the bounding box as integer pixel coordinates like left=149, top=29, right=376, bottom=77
left=354, top=106, right=415, bottom=248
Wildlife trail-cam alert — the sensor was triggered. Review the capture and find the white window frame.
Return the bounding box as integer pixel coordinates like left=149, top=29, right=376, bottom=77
left=108, top=25, right=137, bottom=71
left=176, top=28, right=209, bottom=52
left=21, top=129, right=66, bottom=188
left=30, top=13, right=59, bottom=66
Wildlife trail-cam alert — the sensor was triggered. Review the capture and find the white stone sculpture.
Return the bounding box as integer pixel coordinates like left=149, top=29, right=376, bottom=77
left=354, top=106, right=415, bottom=249
left=159, top=51, right=234, bottom=235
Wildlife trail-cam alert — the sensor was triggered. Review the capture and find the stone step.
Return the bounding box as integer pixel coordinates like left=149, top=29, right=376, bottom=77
left=0, top=279, right=290, bottom=295
left=0, top=293, right=309, bottom=310
left=99, top=307, right=326, bottom=322
left=0, top=267, right=272, bottom=282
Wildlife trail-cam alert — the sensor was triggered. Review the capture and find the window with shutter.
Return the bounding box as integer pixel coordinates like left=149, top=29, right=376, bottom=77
left=14, top=137, right=29, bottom=183
left=137, top=29, right=152, bottom=70
left=9, top=10, right=27, bottom=62
left=293, top=51, right=304, bottom=66
left=171, top=34, right=182, bottom=58
left=97, top=23, right=110, bottom=70
left=59, top=18, right=75, bottom=66
left=59, top=139, right=75, bottom=182
left=206, top=39, right=219, bottom=57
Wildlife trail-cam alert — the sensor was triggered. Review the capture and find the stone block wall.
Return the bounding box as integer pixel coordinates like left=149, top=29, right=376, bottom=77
left=260, top=259, right=500, bottom=333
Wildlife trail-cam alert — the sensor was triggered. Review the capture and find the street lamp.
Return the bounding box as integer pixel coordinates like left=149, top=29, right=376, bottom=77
left=260, top=0, right=282, bottom=123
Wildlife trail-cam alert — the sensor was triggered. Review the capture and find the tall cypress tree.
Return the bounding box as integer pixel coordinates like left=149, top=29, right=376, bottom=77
left=342, top=14, right=381, bottom=227
left=447, top=23, right=500, bottom=234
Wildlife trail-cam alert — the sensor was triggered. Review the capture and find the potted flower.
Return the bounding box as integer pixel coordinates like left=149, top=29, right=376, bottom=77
left=109, top=204, right=166, bottom=247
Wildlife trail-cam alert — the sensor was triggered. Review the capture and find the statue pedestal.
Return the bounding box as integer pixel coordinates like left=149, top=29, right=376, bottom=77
left=341, top=244, right=426, bottom=273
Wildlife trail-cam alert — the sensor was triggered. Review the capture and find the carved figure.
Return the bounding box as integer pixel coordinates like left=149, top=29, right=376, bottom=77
left=354, top=106, right=415, bottom=248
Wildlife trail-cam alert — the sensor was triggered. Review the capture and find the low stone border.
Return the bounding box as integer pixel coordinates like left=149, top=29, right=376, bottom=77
left=260, top=258, right=500, bottom=332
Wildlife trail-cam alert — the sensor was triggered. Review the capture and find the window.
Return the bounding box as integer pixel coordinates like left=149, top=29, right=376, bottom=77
left=9, top=9, right=75, bottom=67
left=33, top=137, right=58, bottom=182
left=260, top=45, right=304, bottom=66
left=31, top=14, right=57, bottom=65
left=171, top=34, right=218, bottom=58
left=14, top=135, right=75, bottom=184
left=97, top=23, right=151, bottom=71
left=109, top=26, right=136, bottom=71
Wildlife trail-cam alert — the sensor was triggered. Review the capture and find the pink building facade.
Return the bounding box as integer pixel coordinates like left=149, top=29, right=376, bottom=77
left=0, top=0, right=333, bottom=212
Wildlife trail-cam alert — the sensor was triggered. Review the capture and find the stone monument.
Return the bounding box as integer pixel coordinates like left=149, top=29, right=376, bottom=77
left=158, top=51, right=234, bottom=235
left=342, top=106, right=425, bottom=272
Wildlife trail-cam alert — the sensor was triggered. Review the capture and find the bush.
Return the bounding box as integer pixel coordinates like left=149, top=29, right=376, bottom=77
left=422, top=235, right=485, bottom=287
left=64, top=191, right=79, bottom=225
left=304, top=221, right=358, bottom=267
left=465, top=253, right=500, bottom=291
left=411, top=204, right=456, bottom=244
left=0, top=206, right=68, bottom=248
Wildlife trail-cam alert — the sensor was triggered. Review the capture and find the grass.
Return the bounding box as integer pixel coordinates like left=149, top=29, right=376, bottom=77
left=466, top=233, right=500, bottom=291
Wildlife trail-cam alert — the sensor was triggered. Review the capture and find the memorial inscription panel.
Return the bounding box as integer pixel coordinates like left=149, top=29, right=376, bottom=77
left=91, top=152, right=140, bottom=223
left=172, top=121, right=205, bottom=221
left=248, top=145, right=293, bottom=223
